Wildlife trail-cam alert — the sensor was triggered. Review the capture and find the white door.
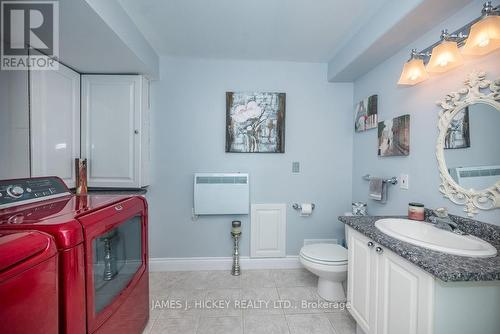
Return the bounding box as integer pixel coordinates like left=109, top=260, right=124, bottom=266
left=30, top=60, right=80, bottom=188
left=346, top=227, right=378, bottom=334
left=376, top=247, right=434, bottom=334
left=250, top=204, right=286, bottom=258
left=81, top=75, right=141, bottom=188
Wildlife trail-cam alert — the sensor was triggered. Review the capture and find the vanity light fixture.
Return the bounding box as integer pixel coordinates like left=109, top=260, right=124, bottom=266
left=398, top=1, right=500, bottom=86
left=397, top=49, right=430, bottom=85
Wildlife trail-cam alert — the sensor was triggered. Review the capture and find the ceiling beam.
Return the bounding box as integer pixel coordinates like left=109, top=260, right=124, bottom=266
left=84, top=0, right=159, bottom=78
left=54, top=0, right=159, bottom=78
left=327, top=0, right=475, bottom=82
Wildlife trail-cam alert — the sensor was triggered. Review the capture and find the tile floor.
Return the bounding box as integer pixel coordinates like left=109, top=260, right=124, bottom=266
left=144, top=269, right=356, bottom=334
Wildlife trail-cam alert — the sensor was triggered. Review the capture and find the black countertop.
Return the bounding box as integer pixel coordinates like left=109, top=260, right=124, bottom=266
left=72, top=188, right=148, bottom=196
left=338, top=214, right=500, bottom=282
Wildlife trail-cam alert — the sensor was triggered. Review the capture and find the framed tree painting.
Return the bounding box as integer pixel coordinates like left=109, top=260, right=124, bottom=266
left=226, top=92, right=286, bottom=153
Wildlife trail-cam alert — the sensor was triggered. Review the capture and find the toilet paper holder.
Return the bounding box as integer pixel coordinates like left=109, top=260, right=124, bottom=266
left=292, top=203, right=315, bottom=211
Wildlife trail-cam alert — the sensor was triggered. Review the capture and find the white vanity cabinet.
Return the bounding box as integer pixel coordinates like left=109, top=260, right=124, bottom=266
left=375, top=242, right=434, bottom=334
left=30, top=61, right=81, bottom=188
left=346, top=228, right=379, bottom=332
left=81, top=75, right=150, bottom=188
left=346, top=226, right=434, bottom=334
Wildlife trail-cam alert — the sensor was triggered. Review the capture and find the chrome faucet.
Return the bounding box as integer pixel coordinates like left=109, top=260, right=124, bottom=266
left=428, top=208, right=467, bottom=235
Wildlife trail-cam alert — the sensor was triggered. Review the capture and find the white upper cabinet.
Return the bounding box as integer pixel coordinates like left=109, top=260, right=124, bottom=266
left=81, top=75, right=149, bottom=188
left=140, top=76, right=150, bottom=187
left=30, top=61, right=80, bottom=188
left=0, top=70, right=30, bottom=179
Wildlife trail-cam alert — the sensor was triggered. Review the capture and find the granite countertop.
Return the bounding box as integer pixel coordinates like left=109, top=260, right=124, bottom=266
left=338, top=214, right=500, bottom=282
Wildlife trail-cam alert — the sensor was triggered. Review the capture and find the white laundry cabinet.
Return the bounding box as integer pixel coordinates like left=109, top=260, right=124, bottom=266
left=30, top=60, right=81, bottom=188
left=28, top=67, right=150, bottom=189
left=81, top=75, right=150, bottom=188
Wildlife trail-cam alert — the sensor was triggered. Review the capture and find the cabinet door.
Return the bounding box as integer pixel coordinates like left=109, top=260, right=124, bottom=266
left=81, top=75, right=141, bottom=188
left=250, top=204, right=286, bottom=258
left=376, top=247, right=434, bottom=334
left=30, top=61, right=80, bottom=188
left=139, top=77, right=150, bottom=187
left=346, top=227, right=378, bottom=334
left=0, top=70, right=30, bottom=179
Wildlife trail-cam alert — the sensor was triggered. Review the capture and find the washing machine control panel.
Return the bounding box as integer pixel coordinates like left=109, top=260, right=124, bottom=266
left=0, top=177, right=70, bottom=209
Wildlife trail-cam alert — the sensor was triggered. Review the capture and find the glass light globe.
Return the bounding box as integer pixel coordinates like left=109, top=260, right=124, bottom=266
left=398, top=58, right=429, bottom=85
left=463, top=16, right=500, bottom=56
left=427, top=41, right=464, bottom=73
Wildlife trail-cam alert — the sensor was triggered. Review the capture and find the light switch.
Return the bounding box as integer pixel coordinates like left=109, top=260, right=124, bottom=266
left=292, top=161, right=300, bottom=173
left=400, top=174, right=409, bottom=189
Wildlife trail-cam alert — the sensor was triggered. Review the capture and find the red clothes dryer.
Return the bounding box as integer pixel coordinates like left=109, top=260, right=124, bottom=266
left=0, top=230, right=59, bottom=334
left=0, top=177, right=149, bottom=334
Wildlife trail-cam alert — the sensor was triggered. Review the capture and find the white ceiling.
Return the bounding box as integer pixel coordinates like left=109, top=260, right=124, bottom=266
left=117, top=0, right=387, bottom=62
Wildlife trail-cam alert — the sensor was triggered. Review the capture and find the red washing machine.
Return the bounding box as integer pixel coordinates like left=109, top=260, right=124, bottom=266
left=0, top=177, right=149, bottom=334
left=0, top=230, right=59, bottom=334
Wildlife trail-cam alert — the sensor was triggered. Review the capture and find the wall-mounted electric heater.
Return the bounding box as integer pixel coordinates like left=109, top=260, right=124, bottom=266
left=194, top=173, right=249, bottom=215
left=448, top=165, right=500, bottom=190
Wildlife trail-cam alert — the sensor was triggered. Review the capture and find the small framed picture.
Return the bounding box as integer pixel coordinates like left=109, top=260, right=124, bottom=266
left=354, top=94, right=378, bottom=132
left=378, top=114, right=410, bottom=157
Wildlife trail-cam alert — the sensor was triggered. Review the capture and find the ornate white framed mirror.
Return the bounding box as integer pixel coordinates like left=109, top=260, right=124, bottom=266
left=436, top=72, right=500, bottom=216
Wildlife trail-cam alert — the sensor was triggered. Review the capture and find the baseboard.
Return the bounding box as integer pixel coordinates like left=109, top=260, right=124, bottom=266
left=149, top=256, right=301, bottom=272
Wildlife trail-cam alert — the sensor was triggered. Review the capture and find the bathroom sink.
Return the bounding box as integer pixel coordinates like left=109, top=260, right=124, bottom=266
left=375, top=218, right=497, bottom=258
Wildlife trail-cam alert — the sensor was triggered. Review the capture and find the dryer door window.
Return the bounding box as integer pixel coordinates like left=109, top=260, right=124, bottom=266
left=92, top=215, right=143, bottom=314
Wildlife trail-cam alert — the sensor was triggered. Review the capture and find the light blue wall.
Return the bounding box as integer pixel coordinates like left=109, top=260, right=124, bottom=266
left=148, top=57, right=353, bottom=258
left=352, top=0, right=500, bottom=225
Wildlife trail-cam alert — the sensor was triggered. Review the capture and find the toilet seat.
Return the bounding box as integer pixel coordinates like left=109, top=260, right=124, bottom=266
left=300, top=243, right=347, bottom=265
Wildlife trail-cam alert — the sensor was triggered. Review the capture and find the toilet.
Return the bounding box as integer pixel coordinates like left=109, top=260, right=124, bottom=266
left=299, top=243, right=348, bottom=301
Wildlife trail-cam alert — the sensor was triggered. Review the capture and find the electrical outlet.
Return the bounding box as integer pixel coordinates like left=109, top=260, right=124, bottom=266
left=191, top=208, right=199, bottom=222
left=292, top=161, right=300, bottom=173
left=400, top=174, right=409, bottom=189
